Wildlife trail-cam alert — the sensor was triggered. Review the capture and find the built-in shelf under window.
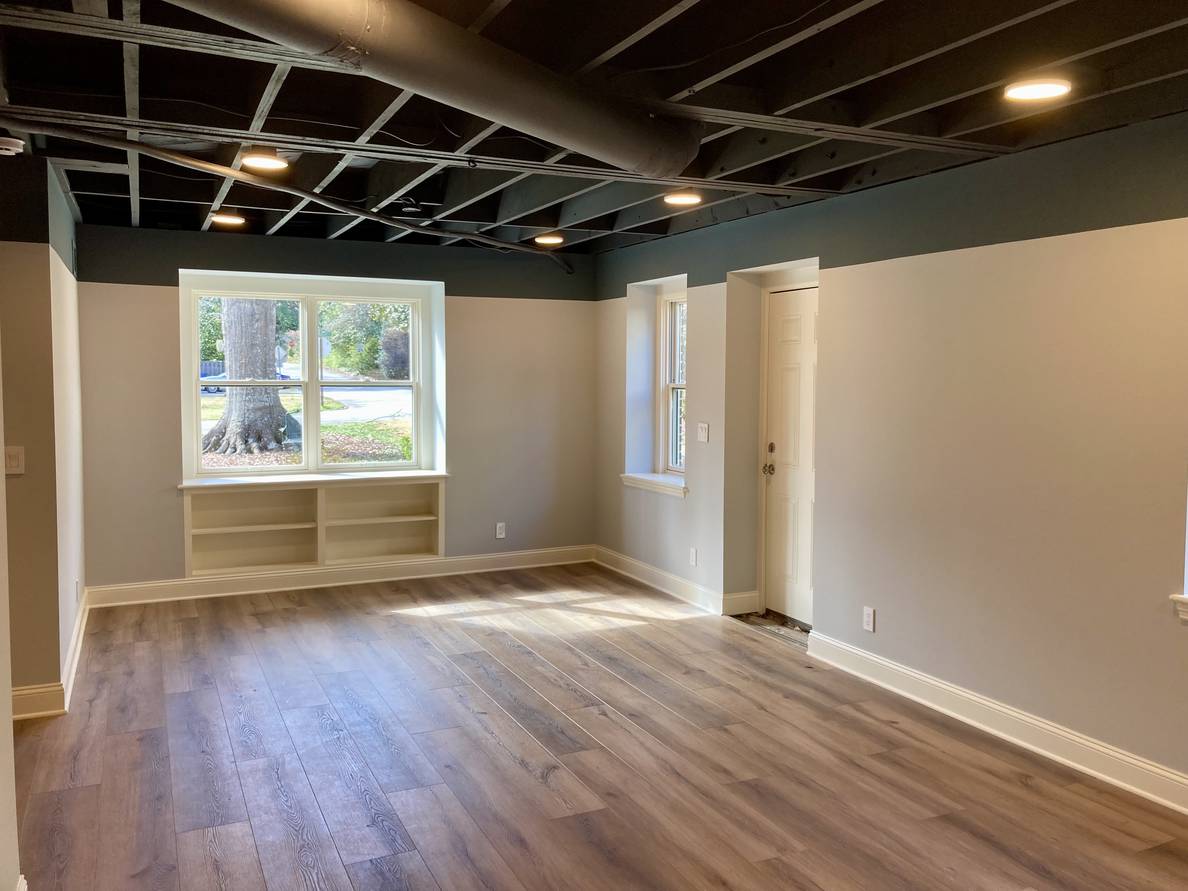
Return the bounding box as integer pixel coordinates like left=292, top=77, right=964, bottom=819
left=184, top=475, right=445, bottom=577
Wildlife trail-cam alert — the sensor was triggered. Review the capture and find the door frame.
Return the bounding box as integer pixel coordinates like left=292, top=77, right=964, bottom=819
left=756, top=283, right=819, bottom=619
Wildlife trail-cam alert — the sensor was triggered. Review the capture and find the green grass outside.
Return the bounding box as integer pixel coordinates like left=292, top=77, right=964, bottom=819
left=322, top=419, right=413, bottom=463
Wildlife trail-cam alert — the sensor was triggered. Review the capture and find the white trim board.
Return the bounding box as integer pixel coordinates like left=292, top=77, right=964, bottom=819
left=12, top=682, right=65, bottom=721
left=592, top=546, right=719, bottom=614
left=61, top=598, right=89, bottom=712
left=808, top=632, right=1188, bottom=817
left=86, top=545, right=596, bottom=608
left=722, top=590, right=761, bottom=615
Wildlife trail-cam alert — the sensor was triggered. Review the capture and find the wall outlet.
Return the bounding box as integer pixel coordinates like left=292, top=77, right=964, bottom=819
left=689, top=547, right=697, bottom=566
left=862, top=606, right=876, bottom=633
left=696, top=422, right=709, bottom=443
left=495, top=521, right=506, bottom=540
left=4, top=446, right=24, bottom=475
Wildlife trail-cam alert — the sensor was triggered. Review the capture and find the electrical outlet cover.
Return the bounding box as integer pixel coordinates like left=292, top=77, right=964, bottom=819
left=862, top=606, right=876, bottom=632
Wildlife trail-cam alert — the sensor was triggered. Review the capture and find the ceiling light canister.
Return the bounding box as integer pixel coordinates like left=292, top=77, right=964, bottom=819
left=242, top=146, right=289, bottom=171
left=211, top=212, right=246, bottom=226
left=1004, top=78, right=1071, bottom=101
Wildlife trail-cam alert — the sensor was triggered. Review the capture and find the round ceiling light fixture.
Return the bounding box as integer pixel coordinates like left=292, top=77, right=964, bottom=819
left=0, top=136, right=25, bottom=157
left=1003, top=77, right=1071, bottom=101
left=242, top=146, right=289, bottom=171
left=534, top=233, right=564, bottom=246
left=664, top=190, right=703, bottom=206
left=211, top=211, right=246, bottom=226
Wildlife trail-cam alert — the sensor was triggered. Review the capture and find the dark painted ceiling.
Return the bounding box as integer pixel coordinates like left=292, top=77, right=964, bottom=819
left=2, top=0, right=1186, bottom=254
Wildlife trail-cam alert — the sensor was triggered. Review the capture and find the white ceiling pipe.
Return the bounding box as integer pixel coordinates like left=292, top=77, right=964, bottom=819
left=167, top=0, right=701, bottom=178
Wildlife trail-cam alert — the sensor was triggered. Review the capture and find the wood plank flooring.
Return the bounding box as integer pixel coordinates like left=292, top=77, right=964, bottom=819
left=13, top=562, right=1188, bottom=890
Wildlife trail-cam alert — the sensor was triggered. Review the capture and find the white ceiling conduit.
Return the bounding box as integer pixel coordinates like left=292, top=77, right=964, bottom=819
left=166, top=0, right=702, bottom=178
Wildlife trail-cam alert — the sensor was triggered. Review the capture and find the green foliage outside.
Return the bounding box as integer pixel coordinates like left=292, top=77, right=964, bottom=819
left=320, top=301, right=411, bottom=378
left=198, top=297, right=300, bottom=364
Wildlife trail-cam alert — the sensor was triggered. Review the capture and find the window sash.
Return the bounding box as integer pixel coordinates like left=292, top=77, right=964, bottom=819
left=657, top=295, right=687, bottom=475
left=191, top=292, right=421, bottom=475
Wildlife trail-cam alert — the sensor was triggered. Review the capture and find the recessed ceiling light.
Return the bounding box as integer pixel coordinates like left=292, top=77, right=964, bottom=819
left=1004, top=78, right=1071, bottom=101
left=534, top=233, right=564, bottom=246
left=211, top=212, right=246, bottom=226
left=242, top=146, right=289, bottom=171
left=664, top=190, right=702, bottom=206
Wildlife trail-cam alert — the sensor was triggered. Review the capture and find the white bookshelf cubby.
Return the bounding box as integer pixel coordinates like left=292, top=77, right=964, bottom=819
left=182, top=473, right=445, bottom=577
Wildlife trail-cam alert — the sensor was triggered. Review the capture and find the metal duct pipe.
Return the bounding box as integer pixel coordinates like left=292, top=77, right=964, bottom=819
left=167, top=0, right=701, bottom=178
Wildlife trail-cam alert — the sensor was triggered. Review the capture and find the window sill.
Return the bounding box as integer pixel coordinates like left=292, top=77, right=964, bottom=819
left=180, top=469, right=448, bottom=491
left=1172, top=595, right=1188, bottom=624
left=620, top=472, right=688, bottom=499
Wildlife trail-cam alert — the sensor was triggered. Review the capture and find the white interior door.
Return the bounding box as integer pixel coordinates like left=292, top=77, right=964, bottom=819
left=763, top=287, right=818, bottom=625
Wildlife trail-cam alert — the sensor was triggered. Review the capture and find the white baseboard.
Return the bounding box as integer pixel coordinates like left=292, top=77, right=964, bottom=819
left=12, top=682, right=66, bottom=720
left=808, top=632, right=1188, bottom=817
left=85, top=545, right=596, bottom=608
left=60, top=598, right=89, bottom=711
left=592, top=546, right=719, bottom=613
left=722, top=590, right=761, bottom=615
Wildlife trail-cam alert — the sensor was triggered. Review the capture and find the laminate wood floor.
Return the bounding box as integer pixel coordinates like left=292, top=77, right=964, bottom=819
left=13, top=563, right=1188, bottom=889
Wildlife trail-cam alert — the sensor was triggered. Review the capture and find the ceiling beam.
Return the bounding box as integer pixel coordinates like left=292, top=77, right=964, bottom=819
left=650, top=102, right=1012, bottom=155
left=200, top=64, right=290, bottom=230
left=0, top=4, right=357, bottom=73
left=0, top=105, right=834, bottom=197
left=121, top=0, right=139, bottom=225
left=656, top=0, right=887, bottom=102
left=0, top=32, right=29, bottom=152
left=575, top=0, right=705, bottom=75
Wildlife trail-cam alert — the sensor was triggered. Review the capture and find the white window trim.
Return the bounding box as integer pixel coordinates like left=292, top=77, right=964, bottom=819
left=179, top=270, right=445, bottom=481
left=656, top=292, right=687, bottom=476
left=620, top=472, right=688, bottom=499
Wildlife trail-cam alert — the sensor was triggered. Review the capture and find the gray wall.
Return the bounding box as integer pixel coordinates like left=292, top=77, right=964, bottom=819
left=0, top=327, right=22, bottom=888
left=595, top=283, right=728, bottom=592
left=79, top=284, right=597, bottom=586
left=813, top=218, right=1188, bottom=772
left=0, top=243, right=62, bottom=687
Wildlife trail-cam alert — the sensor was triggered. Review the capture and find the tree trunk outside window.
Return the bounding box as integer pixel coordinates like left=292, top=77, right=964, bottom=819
left=202, top=298, right=289, bottom=455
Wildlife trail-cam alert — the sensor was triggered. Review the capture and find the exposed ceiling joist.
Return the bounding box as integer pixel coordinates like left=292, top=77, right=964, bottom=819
left=0, top=4, right=357, bottom=73
left=381, top=0, right=707, bottom=244
left=200, top=63, right=290, bottom=230
left=121, top=0, right=139, bottom=226
left=0, top=105, right=833, bottom=197
left=575, top=1, right=1188, bottom=248
left=459, top=0, right=889, bottom=244
left=659, top=0, right=887, bottom=101
left=322, top=0, right=514, bottom=241
left=650, top=102, right=1012, bottom=156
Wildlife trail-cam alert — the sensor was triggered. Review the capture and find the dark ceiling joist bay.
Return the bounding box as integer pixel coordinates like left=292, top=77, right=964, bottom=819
left=0, top=0, right=1184, bottom=253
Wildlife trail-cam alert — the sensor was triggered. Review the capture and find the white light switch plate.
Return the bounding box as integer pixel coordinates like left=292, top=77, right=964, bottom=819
left=696, top=422, right=709, bottom=442
left=495, top=521, right=507, bottom=539
left=4, top=446, right=24, bottom=475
